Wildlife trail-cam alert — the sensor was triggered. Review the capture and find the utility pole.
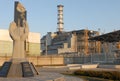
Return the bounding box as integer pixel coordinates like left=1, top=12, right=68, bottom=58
left=45, top=36, right=47, bottom=56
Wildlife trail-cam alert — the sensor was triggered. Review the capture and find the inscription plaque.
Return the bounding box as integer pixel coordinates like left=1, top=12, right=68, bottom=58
left=0, top=62, right=12, bottom=77
left=21, top=62, right=34, bottom=77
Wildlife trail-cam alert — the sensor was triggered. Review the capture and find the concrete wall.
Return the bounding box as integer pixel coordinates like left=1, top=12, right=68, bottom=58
left=0, top=55, right=64, bottom=66
left=28, top=56, right=64, bottom=66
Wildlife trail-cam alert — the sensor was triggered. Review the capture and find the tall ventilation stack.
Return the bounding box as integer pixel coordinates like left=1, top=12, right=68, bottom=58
left=57, top=5, right=64, bottom=32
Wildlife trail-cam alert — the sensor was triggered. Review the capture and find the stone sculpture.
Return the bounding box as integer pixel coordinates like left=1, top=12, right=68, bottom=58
left=9, top=2, right=29, bottom=62
left=0, top=1, right=39, bottom=77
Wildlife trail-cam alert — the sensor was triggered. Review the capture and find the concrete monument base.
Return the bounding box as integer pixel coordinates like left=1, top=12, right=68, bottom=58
left=7, top=62, right=23, bottom=77
left=0, top=60, right=39, bottom=77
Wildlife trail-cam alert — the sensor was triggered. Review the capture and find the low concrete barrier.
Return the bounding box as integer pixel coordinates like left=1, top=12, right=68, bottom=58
left=67, top=64, right=81, bottom=67
left=81, top=64, right=98, bottom=69
left=98, top=65, right=120, bottom=69
left=67, top=64, right=98, bottom=70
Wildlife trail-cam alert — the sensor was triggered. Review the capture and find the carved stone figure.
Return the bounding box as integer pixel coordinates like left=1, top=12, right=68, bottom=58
left=0, top=1, right=39, bottom=77
left=9, top=21, right=29, bottom=61
left=9, top=2, right=29, bottom=62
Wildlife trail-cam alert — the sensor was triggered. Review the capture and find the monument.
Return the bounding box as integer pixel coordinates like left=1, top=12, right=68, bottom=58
left=0, top=1, right=39, bottom=77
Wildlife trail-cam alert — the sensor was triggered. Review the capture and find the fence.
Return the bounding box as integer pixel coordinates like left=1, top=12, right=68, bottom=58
left=63, top=53, right=120, bottom=64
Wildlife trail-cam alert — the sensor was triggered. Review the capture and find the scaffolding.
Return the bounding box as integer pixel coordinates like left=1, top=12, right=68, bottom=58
left=74, top=29, right=100, bottom=55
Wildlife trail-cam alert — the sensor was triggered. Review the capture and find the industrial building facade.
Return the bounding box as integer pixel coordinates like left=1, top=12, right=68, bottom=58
left=41, top=4, right=101, bottom=55
left=0, top=29, right=40, bottom=56
left=41, top=29, right=101, bottom=55
left=72, top=30, right=100, bottom=55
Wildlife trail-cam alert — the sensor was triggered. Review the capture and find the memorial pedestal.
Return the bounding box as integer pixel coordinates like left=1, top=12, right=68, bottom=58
left=0, top=60, right=39, bottom=77
left=0, top=62, right=12, bottom=77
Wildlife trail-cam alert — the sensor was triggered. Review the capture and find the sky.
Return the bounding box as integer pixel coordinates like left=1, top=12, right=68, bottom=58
left=0, top=0, right=120, bottom=36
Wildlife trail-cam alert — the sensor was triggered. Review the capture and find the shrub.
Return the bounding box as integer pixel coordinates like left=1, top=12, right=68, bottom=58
left=74, top=69, right=120, bottom=80
left=74, top=70, right=89, bottom=76
left=101, top=71, right=113, bottom=79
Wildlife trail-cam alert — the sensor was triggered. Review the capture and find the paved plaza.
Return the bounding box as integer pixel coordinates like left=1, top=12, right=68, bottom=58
left=0, top=67, right=84, bottom=81
left=0, top=71, right=84, bottom=81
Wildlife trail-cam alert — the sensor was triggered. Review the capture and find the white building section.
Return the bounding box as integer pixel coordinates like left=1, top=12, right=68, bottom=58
left=0, top=29, right=41, bottom=56
left=0, top=29, right=12, bottom=41
left=28, top=32, right=40, bottom=43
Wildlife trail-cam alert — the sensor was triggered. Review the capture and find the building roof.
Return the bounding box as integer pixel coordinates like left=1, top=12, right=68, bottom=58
left=71, top=29, right=98, bottom=34
left=89, top=30, right=120, bottom=42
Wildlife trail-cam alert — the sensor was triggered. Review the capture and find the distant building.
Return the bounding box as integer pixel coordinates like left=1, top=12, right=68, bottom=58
left=89, top=30, right=120, bottom=63
left=41, top=29, right=101, bottom=55
left=41, top=4, right=100, bottom=55
left=0, top=29, right=40, bottom=56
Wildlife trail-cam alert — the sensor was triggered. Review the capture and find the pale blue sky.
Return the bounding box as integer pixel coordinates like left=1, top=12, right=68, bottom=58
left=0, top=0, right=120, bottom=36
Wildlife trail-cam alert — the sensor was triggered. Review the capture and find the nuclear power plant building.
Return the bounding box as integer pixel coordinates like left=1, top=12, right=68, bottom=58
left=41, top=5, right=101, bottom=55
left=41, top=29, right=101, bottom=55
